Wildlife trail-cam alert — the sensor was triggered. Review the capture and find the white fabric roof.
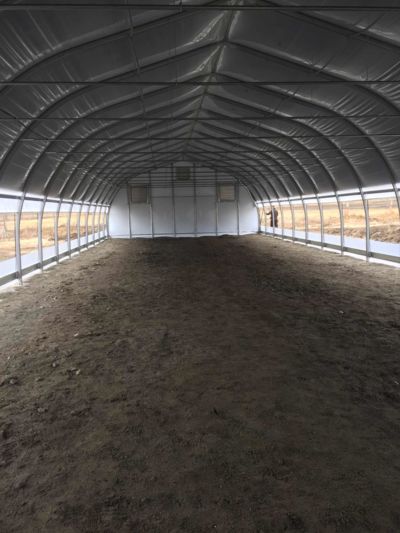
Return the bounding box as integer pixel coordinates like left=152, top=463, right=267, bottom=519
left=0, top=1, right=400, bottom=204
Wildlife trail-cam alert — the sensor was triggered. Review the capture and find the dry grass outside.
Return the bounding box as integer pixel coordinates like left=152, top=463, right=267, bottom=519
left=0, top=212, right=104, bottom=263
left=259, top=203, right=400, bottom=243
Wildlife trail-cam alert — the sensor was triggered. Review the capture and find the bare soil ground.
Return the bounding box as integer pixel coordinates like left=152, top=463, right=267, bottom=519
left=0, top=236, right=400, bottom=532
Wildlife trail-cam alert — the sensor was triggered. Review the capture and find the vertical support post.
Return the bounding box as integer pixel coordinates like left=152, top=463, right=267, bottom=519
left=289, top=199, right=295, bottom=242
left=100, top=205, right=106, bottom=241
left=105, top=206, right=108, bottom=239
left=316, top=196, right=324, bottom=250
left=257, top=203, right=263, bottom=234
left=77, top=203, right=83, bottom=251
left=93, top=205, right=97, bottom=243
left=67, top=202, right=73, bottom=258
left=271, top=201, right=276, bottom=237
left=337, top=194, right=345, bottom=255
left=261, top=202, right=266, bottom=235
left=361, top=190, right=371, bottom=262
left=126, top=184, right=132, bottom=239
left=149, top=171, right=154, bottom=238
left=38, top=197, right=46, bottom=271
left=302, top=198, right=308, bottom=245
left=15, top=193, right=25, bottom=284
left=236, top=182, right=240, bottom=236
left=171, top=164, right=176, bottom=238
left=215, top=169, right=219, bottom=236
left=54, top=199, right=62, bottom=263
left=96, top=205, right=101, bottom=242
left=91, top=205, right=97, bottom=244
left=277, top=199, right=284, bottom=238
left=106, top=205, right=110, bottom=239
left=193, top=163, right=198, bottom=237
left=257, top=202, right=264, bottom=234
left=85, top=204, right=90, bottom=248
left=98, top=206, right=103, bottom=240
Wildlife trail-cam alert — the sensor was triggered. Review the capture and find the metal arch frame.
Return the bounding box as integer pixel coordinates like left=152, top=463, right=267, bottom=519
left=56, top=105, right=331, bottom=205
left=71, top=138, right=187, bottom=201
left=67, top=126, right=193, bottom=201
left=258, top=0, right=400, bottom=60
left=205, top=90, right=354, bottom=191
left=22, top=85, right=354, bottom=204
left=115, top=158, right=264, bottom=208
left=187, top=129, right=324, bottom=229
left=211, top=43, right=399, bottom=207
left=78, top=139, right=258, bottom=193
left=193, top=121, right=326, bottom=200
left=0, top=2, right=400, bottom=256
left=0, top=23, right=394, bottom=170
left=0, top=28, right=393, bottom=203
left=0, top=1, right=215, bottom=110
left=180, top=2, right=235, bottom=157
left=103, top=153, right=267, bottom=209
left=189, top=113, right=342, bottom=245
left=225, top=41, right=400, bottom=207
left=5, top=43, right=219, bottom=194
left=214, top=73, right=382, bottom=192
left=190, top=119, right=329, bottom=192
left=194, top=133, right=312, bottom=238
left=77, top=141, right=271, bottom=203
left=185, top=135, right=316, bottom=200
left=36, top=75, right=368, bottom=208
left=206, top=75, right=386, bottom=253
left=0, top=2, right=214, bottom=101
left=20, top=95, right=201, bottom=203
left=39, top=93, right=203, bottom=202
left=111, top=146, right=283, bottom=210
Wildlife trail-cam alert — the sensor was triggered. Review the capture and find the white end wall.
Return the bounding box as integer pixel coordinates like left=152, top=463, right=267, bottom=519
left=109, top=179, right=258, bottom=238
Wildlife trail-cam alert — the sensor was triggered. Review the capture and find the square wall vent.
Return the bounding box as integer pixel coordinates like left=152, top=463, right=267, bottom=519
left=175, top=166, right=191, bottom=181
left=130, top=185, right=149, bottom=204
left=218, top=183, right=236, bottom=202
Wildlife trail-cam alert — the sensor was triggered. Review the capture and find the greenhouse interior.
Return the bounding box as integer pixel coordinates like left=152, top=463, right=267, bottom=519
left=0, top=2, right=400, bottom=532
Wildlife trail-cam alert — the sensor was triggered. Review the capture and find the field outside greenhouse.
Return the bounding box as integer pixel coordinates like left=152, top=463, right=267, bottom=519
left=259, top=198, right=400, bottom=243
left=0, top=211, right=105, bottom=262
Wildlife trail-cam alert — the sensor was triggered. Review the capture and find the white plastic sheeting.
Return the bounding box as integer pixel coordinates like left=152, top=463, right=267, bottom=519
left=1, top=2, right=400, bottom=204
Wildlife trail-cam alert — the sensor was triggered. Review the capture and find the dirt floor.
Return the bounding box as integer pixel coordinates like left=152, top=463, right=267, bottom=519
left=0, top=236, right=400, bottom=532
